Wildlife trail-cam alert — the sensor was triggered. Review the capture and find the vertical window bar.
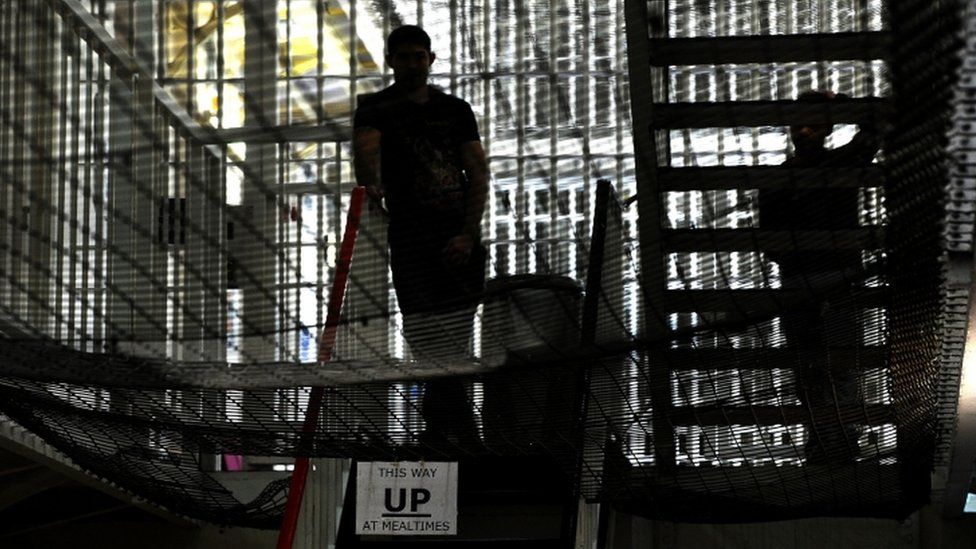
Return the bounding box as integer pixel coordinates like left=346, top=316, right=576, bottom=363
left=580, top=0, right=593, bottom=278
left=295, top=191, right=302, bottom=362
left=277, top=144, right=287, bottom=359
left=350, top=0, right=359, bottom=130
left=481, top=0, right=491, bottom=160
left=156, top=0, right=165, bottom=82
left=333, top=142, right=342, bottom=285
left=216, top=0, right=225, bottom=127
left=81, top=25, right=93, bottom=349
left=316, top=145, right=325, bottom=353
left=514, top=1, right=526, bottom=272
left=285, top=0, right=292, bottom=125
left=716, top=0, right=728, bottom=35
left=546, top=2, right=557, bottom=274
left=161, top=119, right=172, bottom=356
left=173, top=139, right=183, bottom=359
left=55, top=20, right=69, bottom=340
left=0, top=2, right=9, bottom=325
left=449, top=0, right=457, bottom=94
left=69, top=27, right=83, bottom=345
left=381, top=0, right=390, bottom=83
left=186, top=0, right=195, bottom=115
left=93, top=23, right=108, bottom=350
left=316, top=0, right=324, bottom=125
left=614, top=0, right=626, bottom=188
left=14, top=0, right=28, bottom=324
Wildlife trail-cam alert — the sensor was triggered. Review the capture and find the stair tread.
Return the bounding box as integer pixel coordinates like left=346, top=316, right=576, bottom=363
left=658, top=166, right=882, bottom=191
left=651, top=98, right=887, bottom=129
left=662, top=287, right=885, bottom=312
left=665, top=347, right=886, bottom=370
left=669, top=403, right=892, bottom=426
left=649, top=31, right=889, bottom=66
left=663, top=227, right=881, bottom=252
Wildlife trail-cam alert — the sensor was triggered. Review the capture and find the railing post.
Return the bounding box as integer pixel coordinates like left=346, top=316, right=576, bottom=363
left=237, top=0, right=279, bottom=472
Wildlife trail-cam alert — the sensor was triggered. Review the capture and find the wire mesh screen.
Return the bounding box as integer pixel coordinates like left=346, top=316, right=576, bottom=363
left=0, top=0, right=965, bottom=529
left=0, top=0, right=639, bottom=526
left=884, top=0, right=962, bottom=509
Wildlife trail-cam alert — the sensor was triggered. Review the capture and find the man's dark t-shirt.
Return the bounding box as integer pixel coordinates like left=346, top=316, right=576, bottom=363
left=354, top=85, right=486, bottom=314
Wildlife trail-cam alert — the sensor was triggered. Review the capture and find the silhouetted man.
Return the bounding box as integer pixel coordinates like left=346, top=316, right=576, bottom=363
left=759, top=90, right=881, bottom=464
left=353, top=25, right=488, bottom=450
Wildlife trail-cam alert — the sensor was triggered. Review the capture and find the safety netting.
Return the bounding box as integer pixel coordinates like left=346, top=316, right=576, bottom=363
left=0, top=0, right=967, bottom=528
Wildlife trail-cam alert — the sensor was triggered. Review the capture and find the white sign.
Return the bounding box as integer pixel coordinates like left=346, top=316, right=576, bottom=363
left=355, top=461, right=458, bottom=536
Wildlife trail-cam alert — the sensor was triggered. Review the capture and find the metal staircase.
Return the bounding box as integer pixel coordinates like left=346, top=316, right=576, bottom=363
left=621, top=0, right=897, bottom=515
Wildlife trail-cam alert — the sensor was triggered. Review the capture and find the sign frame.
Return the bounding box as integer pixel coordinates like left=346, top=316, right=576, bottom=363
left=355, top=461, right=459, bottom=536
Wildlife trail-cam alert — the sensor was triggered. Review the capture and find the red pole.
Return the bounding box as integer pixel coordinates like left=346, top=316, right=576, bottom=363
left=277, top=186, right=366, bottom=549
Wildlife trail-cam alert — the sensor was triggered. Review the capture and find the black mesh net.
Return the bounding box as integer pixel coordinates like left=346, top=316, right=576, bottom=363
left=0, top=0, right=967, bottom=529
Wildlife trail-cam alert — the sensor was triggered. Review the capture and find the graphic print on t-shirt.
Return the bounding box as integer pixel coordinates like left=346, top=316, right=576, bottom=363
left=410, top=127, right=464, bottom=212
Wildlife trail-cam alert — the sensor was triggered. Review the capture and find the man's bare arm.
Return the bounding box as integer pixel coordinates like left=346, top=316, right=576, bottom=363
left=353, top=127, right=383, bottom=202
left=459, top=140, right=488, bottom=237
left=443, top=140, right=489, bottom=265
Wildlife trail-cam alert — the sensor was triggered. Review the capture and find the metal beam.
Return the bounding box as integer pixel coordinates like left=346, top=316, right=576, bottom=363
left=625, top=0, right=675, bottom=469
